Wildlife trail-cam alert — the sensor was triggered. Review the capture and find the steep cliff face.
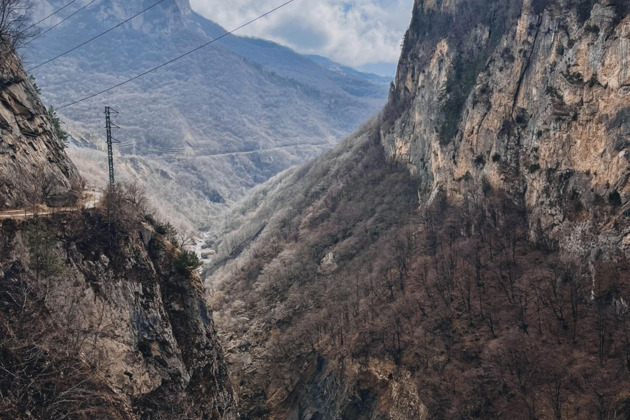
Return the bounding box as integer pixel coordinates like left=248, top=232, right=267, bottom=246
left=204, top=1, right=630, bottom=419
left=0, top=48, right=82, bottom=209
left=0, top=207, right=236, bottom=419
left=385, top=0, right=630, bottom=252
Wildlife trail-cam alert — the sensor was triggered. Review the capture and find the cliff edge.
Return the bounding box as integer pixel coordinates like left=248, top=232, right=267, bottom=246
left=386, top=0, right=630, bottom=252
left=0, top=47, right=82, bottom=209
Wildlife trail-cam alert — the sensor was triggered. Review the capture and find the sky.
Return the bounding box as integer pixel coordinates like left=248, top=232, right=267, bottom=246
left=189, top=0, right=414, bottom=76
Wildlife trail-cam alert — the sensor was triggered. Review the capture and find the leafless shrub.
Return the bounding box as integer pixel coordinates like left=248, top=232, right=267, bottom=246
left=0, top=0, right=37, bottom=53
left=0, top=275, right=128, bottom=419
left=101, top=182, right=148, bottom=232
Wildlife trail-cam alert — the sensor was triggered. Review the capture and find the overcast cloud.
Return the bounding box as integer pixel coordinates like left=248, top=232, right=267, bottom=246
left=189, top=0, right=413, bottom=75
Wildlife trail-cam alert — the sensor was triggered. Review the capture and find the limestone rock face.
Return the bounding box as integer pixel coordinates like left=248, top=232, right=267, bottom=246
left=384, top=0, right=630, bottom=254
left=0, top=49, right=82, bottom=209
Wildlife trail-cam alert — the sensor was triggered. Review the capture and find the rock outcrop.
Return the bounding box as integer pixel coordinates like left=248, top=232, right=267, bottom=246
left=385, top=0, right=630, bottom=253
left=0, top=210, right=236, bottom=419
left=0, top=47, right=82, bottom=209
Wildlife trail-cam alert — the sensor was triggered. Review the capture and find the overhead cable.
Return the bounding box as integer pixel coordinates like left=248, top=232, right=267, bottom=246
left=27, top=0, right=171, bottom=72
left=24, top=0, right=100, bottom=46
left=26, top=0, right=80, bottom=30
left=56, top=0, right=297, bottom=110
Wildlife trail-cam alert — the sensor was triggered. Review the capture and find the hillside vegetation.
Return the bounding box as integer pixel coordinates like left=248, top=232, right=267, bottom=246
left=207, top=116, right=630, bottom=419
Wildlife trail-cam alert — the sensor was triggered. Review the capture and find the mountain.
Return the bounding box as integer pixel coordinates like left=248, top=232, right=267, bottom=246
left=0, top=46, right=235, bottom=418
left=22, top=0, right=390, bottom=226
left=203, top=0, right=630, bottom=418
left=306, top=54, right=393, bottom=84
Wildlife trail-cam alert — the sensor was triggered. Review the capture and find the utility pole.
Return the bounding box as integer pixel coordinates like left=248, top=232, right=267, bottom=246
left=104, top=106, right=119, bottom=186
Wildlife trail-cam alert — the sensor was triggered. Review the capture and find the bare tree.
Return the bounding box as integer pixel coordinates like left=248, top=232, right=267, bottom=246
left=0, top=0, right=37, bottom=52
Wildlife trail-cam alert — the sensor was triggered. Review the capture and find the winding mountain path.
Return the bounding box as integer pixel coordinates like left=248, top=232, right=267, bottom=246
left=0, top=190, right=103, bottom=220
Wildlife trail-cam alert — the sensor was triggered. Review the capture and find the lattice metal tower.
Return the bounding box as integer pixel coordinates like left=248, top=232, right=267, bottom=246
left=104, top=106, right=119, bottom=186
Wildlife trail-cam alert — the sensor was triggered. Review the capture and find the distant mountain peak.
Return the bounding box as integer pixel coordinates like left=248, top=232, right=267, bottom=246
left=175, top=0, right=193, bottom=14
left=162, top=0, right=194, bottom=18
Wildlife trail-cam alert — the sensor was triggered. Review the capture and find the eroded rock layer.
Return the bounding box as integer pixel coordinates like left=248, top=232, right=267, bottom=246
left=0, top=48, right=82, bottom=209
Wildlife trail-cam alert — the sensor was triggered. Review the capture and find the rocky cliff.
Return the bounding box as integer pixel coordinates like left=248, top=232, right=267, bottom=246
left=0, top=198, right=236, bottom=419
left=204, top=1, right=630, bottom=418
left=0, top=44, right=236, bottom=418
left=0, top=47, right=82, bottom=209
left=385, top=0, right=630, bottom=255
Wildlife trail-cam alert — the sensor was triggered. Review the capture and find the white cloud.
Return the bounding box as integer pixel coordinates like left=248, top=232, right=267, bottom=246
left=189, top=0, right=412, bottom=70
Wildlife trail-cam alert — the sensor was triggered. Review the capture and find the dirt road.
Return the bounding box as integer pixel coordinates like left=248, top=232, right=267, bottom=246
left=0, top=190, right=103, bottom=220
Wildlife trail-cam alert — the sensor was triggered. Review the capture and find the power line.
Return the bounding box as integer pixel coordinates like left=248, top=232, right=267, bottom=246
left=24, top=0, right=100, bottom=46
left=56, top=0, right=298, bottom=110
left=26, top=0, right=80, bottom=30
left=27, top=0, right=171, bottom=72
